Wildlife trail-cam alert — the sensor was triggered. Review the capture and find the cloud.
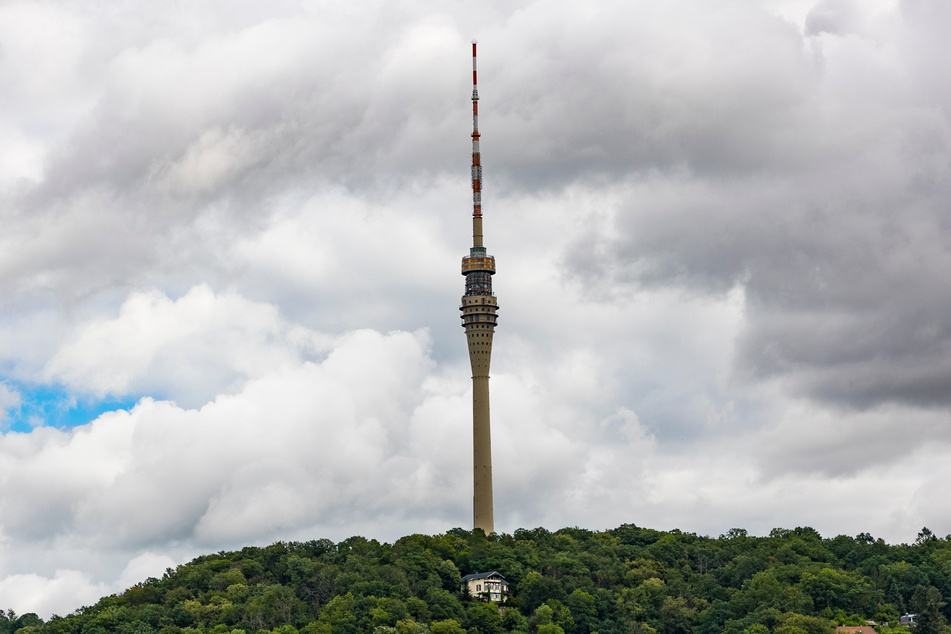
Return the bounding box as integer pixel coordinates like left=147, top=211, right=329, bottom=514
left=805, top=0, right=862, bottom=36
left=0, top=290, right=663, bottom=617
left=0, top=315, right=453, bottom=598
left=0, top=570, right=110, bottom=618
left=44, top=285, right=331, bottom=407
left=745, top=395, right=951, bottom=477
left=0, top=280, right=944, bottom=619
left=0, top=553, right=175, bottom=619
left=5, top=283, right=669, bottom=553
left=0, top=383, right=21, bottom=426
left=558, top=3, right=951, bottom=410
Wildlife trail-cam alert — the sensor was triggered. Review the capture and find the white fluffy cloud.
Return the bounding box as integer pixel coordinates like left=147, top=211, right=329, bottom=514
left=0, top=285, right=660, bottom=616
left=44, top=285, right=330, bottom=406
left=0, top=279, right=944, bottom=616
left=0, top=384, right=21, bottom=425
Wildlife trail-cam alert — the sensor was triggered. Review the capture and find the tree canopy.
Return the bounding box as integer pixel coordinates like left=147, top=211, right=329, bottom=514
left=7, top=525, right=951, bottom=634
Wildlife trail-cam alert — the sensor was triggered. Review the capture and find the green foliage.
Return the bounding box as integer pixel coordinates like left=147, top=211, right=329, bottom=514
left=773, top=612, right=834, bottom=634
left=499, top=607, right=528, bottom=633
left=911, top=585, right=946, bottom=634
left=658, top=596, right=704, bottom=634
left=464, top=602, right=502, bottom=634
left=566, top=591, right=596, bottom=634
left=13, top=525, right=951, bottom=634
left=429, top=620, right=465, bottom=634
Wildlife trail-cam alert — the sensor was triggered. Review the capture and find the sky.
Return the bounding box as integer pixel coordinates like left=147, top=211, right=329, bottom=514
left=1, top=0, right=951, bottom=618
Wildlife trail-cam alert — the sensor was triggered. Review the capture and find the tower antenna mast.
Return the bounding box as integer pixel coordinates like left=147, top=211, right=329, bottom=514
left=460, top=40, right=499, bottom=534
left=471, top=40, right=483, bottom=244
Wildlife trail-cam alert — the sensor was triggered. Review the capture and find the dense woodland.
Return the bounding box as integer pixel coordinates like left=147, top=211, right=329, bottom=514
left=5, top=525, right=951, bottom=634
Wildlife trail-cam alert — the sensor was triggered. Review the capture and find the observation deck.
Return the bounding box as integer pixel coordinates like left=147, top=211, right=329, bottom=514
left=461, top=247, right=496, bottom=275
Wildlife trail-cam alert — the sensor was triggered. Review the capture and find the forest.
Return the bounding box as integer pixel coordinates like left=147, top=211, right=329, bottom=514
left=3, top=524, right=951, bottom=634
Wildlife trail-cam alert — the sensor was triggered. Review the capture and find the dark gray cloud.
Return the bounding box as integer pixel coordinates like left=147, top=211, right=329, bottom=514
left=561, top=0, right=951, bottom=409
left=481, top=1, right=811, bottom=188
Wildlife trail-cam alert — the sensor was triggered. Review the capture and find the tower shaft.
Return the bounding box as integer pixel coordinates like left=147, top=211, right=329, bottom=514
left=461, top=41, right=498, bottom=534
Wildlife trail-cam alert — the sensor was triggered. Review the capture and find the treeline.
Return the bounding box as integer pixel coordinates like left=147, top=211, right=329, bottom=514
left=5, top=525, right=951, bottom=634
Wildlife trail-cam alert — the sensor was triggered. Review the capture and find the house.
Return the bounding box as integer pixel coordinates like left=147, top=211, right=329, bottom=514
left=900, top=614, right=917, bottom=627
left=834, top=627, right=877, bottom=634
left=461, top=571, right=509, bottom=602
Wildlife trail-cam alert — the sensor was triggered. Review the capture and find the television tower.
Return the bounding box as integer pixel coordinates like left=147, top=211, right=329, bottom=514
left=461, top=41, right=498, bottom=534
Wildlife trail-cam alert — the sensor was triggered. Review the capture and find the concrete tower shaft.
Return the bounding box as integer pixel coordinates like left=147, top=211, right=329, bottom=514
left=460, top=41, right=498, bottom=534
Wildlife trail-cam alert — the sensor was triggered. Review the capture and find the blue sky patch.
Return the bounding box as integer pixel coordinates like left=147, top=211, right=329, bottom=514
left=2, top=382, right=142, bottom=433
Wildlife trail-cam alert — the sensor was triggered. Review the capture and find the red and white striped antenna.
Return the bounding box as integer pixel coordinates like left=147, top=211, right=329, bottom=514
left=471, top=40, right=482, bottom=221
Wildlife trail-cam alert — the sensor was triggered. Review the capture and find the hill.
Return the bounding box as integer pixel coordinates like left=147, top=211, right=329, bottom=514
left=3, top=525, right=950, bottom=634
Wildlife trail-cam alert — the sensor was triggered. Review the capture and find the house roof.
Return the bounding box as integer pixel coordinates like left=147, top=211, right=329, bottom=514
left=461, top=571, right=508, bottom=583
left=835, top=627, right=876, bottom=634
